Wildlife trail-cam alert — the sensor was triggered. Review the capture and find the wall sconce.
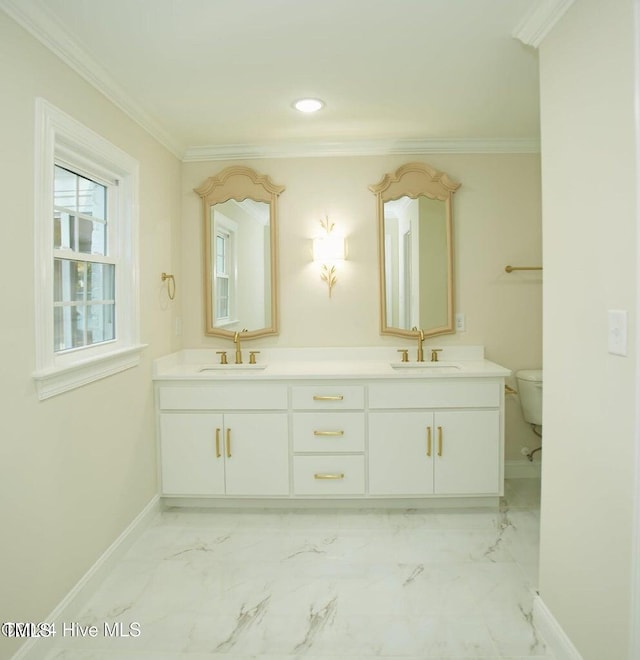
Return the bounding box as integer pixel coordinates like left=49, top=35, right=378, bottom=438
left=312, top=217, right=346, bottom=298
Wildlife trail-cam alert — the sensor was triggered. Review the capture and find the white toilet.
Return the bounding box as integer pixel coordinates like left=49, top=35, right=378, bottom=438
left=516, top=369, right=543, bottom=426
left=516, top=369, right=542, bottom=460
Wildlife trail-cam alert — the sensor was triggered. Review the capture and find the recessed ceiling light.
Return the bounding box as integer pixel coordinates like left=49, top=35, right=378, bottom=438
left=293, top=98, right=325, bottom=113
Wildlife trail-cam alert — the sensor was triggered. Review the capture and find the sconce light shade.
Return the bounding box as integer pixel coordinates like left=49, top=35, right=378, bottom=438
left=313, top=234, right=346, bottom=263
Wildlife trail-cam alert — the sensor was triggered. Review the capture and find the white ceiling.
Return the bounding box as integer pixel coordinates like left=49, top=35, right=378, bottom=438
left=3, top=0, right=545, bottom=159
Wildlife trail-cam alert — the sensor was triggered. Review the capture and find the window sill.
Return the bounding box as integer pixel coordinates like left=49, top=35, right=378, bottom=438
left=33, top=344, right=147, bottom=400
left=215, top=318, right=240, bottom=329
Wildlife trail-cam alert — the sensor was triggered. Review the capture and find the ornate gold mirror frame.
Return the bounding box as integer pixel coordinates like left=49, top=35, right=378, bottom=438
left=195, top=166, right=284, bottom=339
left=369, top=162, right=461, bottom=339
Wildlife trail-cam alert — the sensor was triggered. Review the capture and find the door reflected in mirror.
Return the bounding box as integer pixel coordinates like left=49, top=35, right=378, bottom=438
left=370, top=163, right=460, bottom=339
left=383, top=195, right=449, bottom=331
left=195, top=166, right=284, bottom=339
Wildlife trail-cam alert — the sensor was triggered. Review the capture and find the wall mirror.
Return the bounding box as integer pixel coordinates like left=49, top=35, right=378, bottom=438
left=195, top=166, right=284, bottom=338
left=369, top=162, right=460, bottom=339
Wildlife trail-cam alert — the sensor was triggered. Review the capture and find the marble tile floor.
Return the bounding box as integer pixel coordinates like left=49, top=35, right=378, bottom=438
left=43, top=479, right=551, bottom=660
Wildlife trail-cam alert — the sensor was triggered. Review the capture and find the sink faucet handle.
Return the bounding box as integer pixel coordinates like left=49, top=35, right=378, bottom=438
left=216, top=351, right=228, bottom=365
left=430, top=348, right=442, bottom=362
left=249, top=351, right=260, bottom=365
left=397, top=349, right=409, bottom=363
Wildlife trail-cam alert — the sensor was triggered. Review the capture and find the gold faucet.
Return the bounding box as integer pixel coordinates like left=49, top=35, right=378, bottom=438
left=412, top=326, right=425, bottom=362
left=233, top=329, right=248, bottom=364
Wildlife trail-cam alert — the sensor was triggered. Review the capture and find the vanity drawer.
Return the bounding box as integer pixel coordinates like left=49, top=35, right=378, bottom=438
left=159, top=385, right=288, bottom=411
left=292, top=413, right=365, bottom=453
left=291, top=385, right=365, bottom=410
left=293, top=455, right=365, bottom=496
left=368, top=381, right=501, bottom=409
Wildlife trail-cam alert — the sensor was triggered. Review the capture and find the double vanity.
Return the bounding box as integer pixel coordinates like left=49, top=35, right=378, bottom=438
left=153, top=347, right=510, bottom=507
left=156, top=162, right=510, bottom=507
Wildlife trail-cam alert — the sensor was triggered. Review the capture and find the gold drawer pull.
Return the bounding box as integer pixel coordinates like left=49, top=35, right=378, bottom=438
left=313, top=395, right=344, bottom=401
left=215, top=428, right=221, bottom=458
left=313, top=430, right=344, bottom=436
left=426, top=427, right=432, bottom=457
left=226, top=428, right=232, bottom=458
left=437, top=426, right=443, bottom=457
left=314, top=473, right=345, bottom=480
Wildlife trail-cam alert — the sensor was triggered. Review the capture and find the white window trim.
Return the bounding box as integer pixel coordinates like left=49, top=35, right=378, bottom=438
left=33, top=99, right=146, bottom=399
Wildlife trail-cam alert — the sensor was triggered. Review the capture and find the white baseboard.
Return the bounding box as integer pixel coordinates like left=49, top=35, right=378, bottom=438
left=11, top=495, right=161, bottom=660
left=506, top=458, right=542, bottom=479
left=533, top=594, right=583, bottom=660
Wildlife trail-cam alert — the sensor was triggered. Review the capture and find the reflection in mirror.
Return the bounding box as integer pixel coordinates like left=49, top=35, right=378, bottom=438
left=195, top=166, right=284, bottom=339
left=370, top=163, right=460, bottom=339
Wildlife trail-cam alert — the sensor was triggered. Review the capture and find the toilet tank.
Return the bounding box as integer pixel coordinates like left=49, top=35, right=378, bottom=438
left=516, top=369, right=543, bottom=426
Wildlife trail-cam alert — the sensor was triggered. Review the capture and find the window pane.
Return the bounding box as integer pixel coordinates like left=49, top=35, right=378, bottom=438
left=54, top=301, right=115, bottom=352
left=54, top=166, right=107, bottom=219
left=54, top=211, right=76, bottom=250
left=87, top=303, right=115, bottom=344
left=78, top=216, right=107, bottom=255
left=54, top=166, right=77, bottom=211
left=216, top=234, right=227, bottom=275
left=86, top=263, right=115, bottom=301
left=216, top=277, right=229, bottom=318
left=54, top=258, right=85, bottom=302
left=78, top=174, right=106, bottom=220
left=54, top=304, right=85, bottom=351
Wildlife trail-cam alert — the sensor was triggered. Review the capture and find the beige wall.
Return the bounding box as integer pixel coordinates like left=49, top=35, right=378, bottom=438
left=538, top=0, right=638, bottom=657
left=0, top=12, right=182, bottom=658
left=183, top=153, right=542, bottom=460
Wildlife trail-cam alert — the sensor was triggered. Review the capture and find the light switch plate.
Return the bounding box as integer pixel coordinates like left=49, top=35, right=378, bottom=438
left=455, top=313, right=466, bottom=332
left=608, top=309, right=627, bottom=356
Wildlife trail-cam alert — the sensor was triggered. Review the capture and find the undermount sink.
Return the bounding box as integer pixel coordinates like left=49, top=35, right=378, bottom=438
left=199, top=364, right=267, bottom=372
left=390, top=362, right=461, bottom=372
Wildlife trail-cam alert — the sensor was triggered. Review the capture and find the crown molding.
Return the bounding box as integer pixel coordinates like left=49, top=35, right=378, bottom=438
left=1, top=0, right=541, bottom=162
left=0, top=0, right=185, bottom=158
left=513, top=0, right=576, bottom=48
left=183, top=137, right=540, bottom=162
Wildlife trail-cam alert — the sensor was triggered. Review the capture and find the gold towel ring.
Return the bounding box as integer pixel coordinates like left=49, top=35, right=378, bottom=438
left=161, top=272, right=176, bottom=300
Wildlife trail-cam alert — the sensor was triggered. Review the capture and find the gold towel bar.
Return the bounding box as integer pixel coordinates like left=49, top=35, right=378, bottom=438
left=505, top=385, right=518, bottom=395
left=505, top=265, right=542, bottom=273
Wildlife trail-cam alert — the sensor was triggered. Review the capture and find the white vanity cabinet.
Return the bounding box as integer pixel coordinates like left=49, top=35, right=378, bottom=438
left=158, top=385, right=289, bottom=497
left=369, top=410, right=500, bottom=496
left=153, top=350, right=509, bottom=505
left=291, top=385, right=366, bottom=496
left=368, top=381, right=502, bottom=497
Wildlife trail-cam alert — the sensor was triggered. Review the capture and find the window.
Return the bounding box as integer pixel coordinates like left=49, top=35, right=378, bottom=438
left=211, top=211, right=237, bottom=327
left=215, top=229, right=231, bottom=321
left=54, top=166, right=115, bottom=352
left=34, top=99, right=144, bottom=399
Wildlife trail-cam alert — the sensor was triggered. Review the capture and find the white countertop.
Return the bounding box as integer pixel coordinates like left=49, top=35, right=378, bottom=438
left=153, top=347, right=511, bottom=381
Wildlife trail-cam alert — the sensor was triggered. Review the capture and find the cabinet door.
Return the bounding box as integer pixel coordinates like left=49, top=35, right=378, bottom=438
left=433, top=410, right=500, bottom=495
left=160, top=413, right=224, bottom=495
left=223, top=413, right=289, bottom=496
left=369, top=412, right=434, bottom=495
